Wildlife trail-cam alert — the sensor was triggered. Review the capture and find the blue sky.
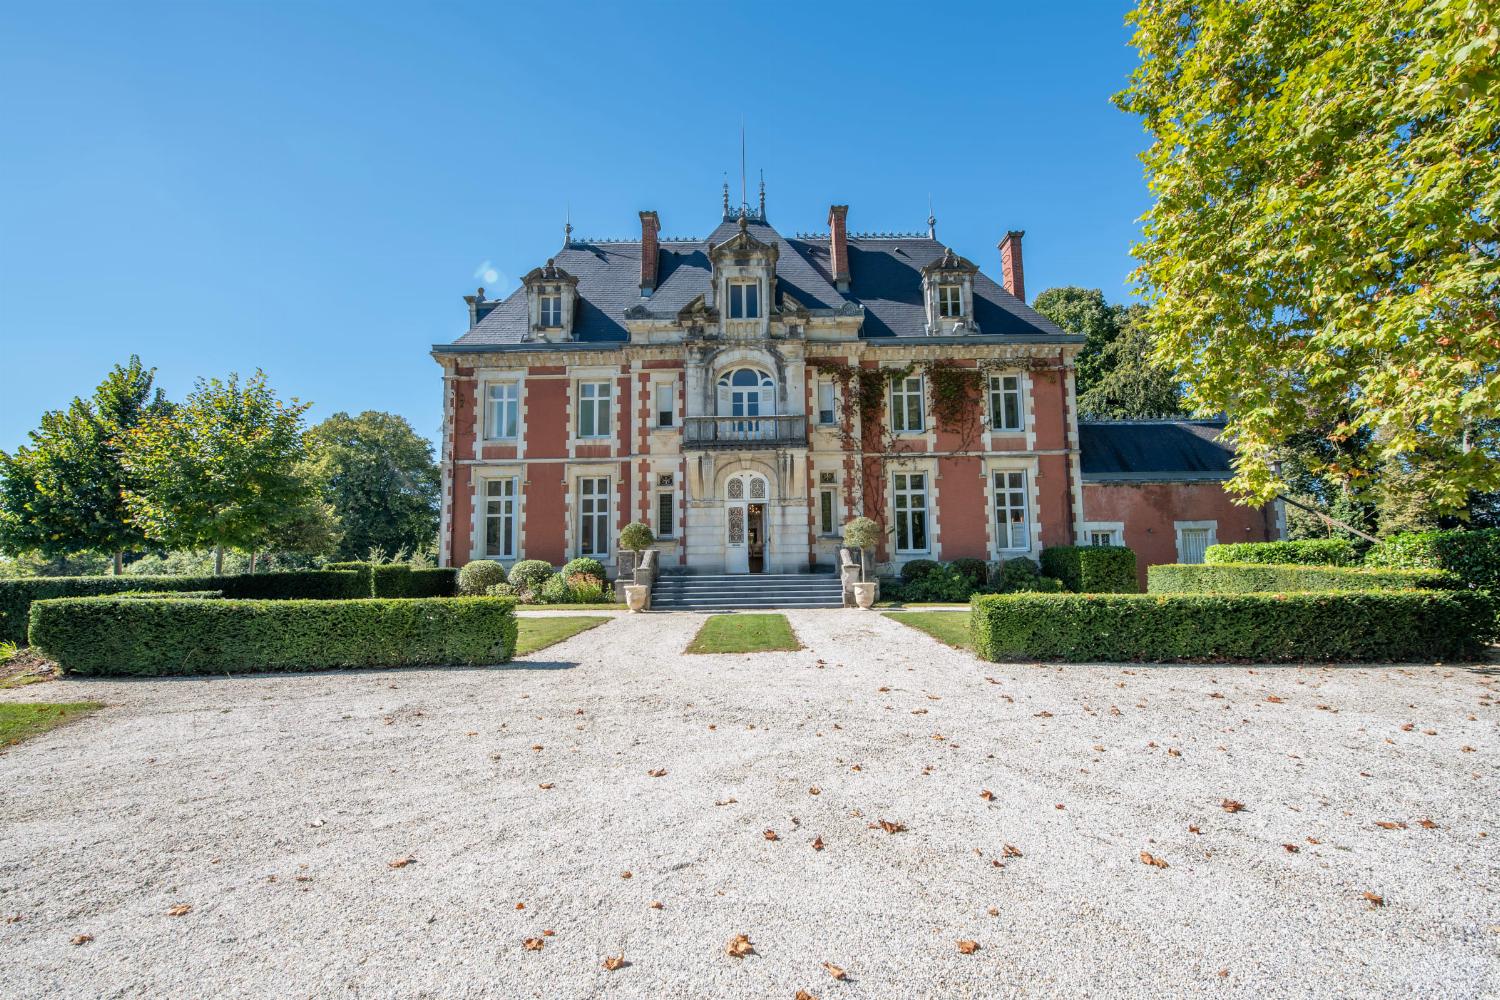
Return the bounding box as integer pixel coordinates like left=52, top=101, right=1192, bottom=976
left=0, top=1, right=1145, bottom=452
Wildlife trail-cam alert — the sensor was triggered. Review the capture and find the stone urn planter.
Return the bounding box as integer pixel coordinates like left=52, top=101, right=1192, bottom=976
left=624, top=584, right=651, bottom=613
left=851, top=581, right=877, bottom=610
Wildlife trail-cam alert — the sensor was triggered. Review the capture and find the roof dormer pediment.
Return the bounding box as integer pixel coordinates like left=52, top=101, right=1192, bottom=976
left=521, top=259, right=579, bottom=288
left=920, top=246, right=978, bottom=277
left=709, top=215, right=780, bottom=266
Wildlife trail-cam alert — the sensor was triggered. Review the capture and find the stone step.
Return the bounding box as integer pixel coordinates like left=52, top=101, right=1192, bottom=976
left=650, top=571, right=844, bottom=611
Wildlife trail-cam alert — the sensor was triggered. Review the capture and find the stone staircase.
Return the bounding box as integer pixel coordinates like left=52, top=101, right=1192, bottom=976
left=649, top=573, right=844, bottom=612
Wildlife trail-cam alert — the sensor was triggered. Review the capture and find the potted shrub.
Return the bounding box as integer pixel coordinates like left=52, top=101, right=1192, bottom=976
left=618, top=522, right=655, bottom=611
left=842, top=516, right=881, bottom=608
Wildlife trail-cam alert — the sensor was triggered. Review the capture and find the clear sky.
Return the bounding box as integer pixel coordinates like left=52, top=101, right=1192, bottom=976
left=0, top=1, right=1145, bottom=452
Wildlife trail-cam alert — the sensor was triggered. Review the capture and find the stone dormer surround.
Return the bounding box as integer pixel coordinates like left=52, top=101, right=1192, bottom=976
left=919, top=246, right=980, bottom=335
left=521, top=259, right=580, bottom=343
left=709, top=215, right=778, bottom=340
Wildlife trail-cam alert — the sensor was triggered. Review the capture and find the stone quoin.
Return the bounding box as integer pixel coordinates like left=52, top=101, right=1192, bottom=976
left=432, top=185, right=1278, bottom=581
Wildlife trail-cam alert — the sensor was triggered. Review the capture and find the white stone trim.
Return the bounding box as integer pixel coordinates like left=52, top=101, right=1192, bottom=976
left=982, top=456, right=1043, bottom=560
left=1174, top=520, right=1219, bottom=563
left=1083, top=521, right=1125, bottom=547
left=470, top=465, right=524, bottom=563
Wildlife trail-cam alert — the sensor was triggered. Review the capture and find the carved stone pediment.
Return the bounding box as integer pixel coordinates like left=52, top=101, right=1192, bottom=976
left=521, top=258, right=580, bottom=288
left=677, top=293, right=720, bottom=324
left=920, top=246, right=978, bottom=277
left=624, top=304, right=651, bottom=319
left=778, top=292, right=810, bottom=320
left=709, top=216, right=780, bottom=266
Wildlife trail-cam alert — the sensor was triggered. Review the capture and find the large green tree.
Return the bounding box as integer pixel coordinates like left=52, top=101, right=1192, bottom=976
left=0, top=357, right=171, bottom=573
left=120, top=371, right=315, bottom=573
left=1033, top=287, right=1184, bottom=418
left=1116, top=0, right=1500, bottom=510
left=305, top=410, right=440, bottom=560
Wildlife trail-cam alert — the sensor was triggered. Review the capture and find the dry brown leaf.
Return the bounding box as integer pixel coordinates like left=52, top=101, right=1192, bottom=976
left=4, top=915, right=20, bottom=924
left=878, top=686, right=891, bottom=692
left=542, top=929, right=555, bottom=937
left=763, top=829, right=779, bottom=842
left=823, top=961, right=847, bottom=980
left=523, top=937, right=544, bottom=951
left=957, top=940, right=979, bottom=954
left=1363, top=891, right=1384, bottom=908
left=649, top=900, right=663, bottom=909
left=647, top=768, right=667, bottom=778
left=1139, top=851, right=1169, bottom=869
left=1054, top=803, right=1065, bottom=810
left=987, top=906, right=999, bottom=917
left=389, top=856, right=416, bottom=869
left=515, top=902, right=525, bottom=910
left=1034, top=711, right=1053, bottom=718
left=811, top=836, right=825, bottom=851
left=1167, top=748, right=1182, bottom=758
left=1265, top=695, right=1284, bottom=704
left=1306, top=837, right=1321, bottom=845
left=1002, top=844, right=1023, bottom=858
left=1419, top=819, right=1439, bottom=829
left=538, top=782, right=555, bottom=790
left=808, top=786, right=821, bottom=795
left=1221, top=799, right=1246, bottom=813
left=166, top=904, right=192, bottom=917
left=1375, top=821, right=1407, bottom=830
left=726, top=933, right=754, bottom=958
left=715, top=797, right=738, bottom=806
left=1209, top=692, right=1225, bottom=699
left=1282, top=843, right=1299, bottom=853
left=621, top=871, right=632, bottom=879
left=1401, top=723, right=1414, bottom=732
left=795, top=992, right=818, bottom=1000
left=911, top=708, right=928, bottom=715
left=980, top=789, right=995, bottom=801
left=1188, top=824, right=1202, bottom=834
left=602, top=954, right=626, bottom=971
left=71, top=934, right=93, bottom=946
left=872, top=819, right=906, bottom=834
left=531, top=744, right=544, bottom=750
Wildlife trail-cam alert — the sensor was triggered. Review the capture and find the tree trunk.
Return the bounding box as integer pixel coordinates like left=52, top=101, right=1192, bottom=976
left=113, top=550, right=124, bottom=576
left=214, top=545, right=224, bottom=575
left=249, top=551, right=258, bottom=574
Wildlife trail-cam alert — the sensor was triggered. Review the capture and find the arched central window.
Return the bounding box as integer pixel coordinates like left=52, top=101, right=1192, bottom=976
left=716, top=368, right=776, bottom=439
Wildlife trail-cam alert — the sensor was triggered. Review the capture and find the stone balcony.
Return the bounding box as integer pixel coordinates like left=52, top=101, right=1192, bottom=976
left=682, top=414, right=807, bottom=450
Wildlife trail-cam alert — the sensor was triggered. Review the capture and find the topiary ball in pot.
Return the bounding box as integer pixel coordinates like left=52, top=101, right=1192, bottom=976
left=842, top=516, right=880, bottom=551
left=507, top=560, right=554, bottom=594
left=619, top=522, right=655, bottom=552
left=458, top=560, right=507, bottom=596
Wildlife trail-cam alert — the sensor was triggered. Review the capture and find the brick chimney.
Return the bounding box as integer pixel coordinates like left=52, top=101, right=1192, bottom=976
left=998, top=230, right=1025, bottom=303
left=639, top=210, right=660, bottom=295
left=828, top=205, right=850, bottom=292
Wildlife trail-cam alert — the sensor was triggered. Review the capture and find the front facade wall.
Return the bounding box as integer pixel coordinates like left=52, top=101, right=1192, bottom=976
left=1081, top=481, right=1280, bottom=588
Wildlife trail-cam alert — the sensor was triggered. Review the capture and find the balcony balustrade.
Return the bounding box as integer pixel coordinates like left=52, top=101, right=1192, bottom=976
left=683, top=414, right=807, bottom=449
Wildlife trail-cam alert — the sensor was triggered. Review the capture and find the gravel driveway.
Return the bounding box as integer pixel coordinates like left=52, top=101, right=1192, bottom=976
left=1, top=610, right=1496, bottom=999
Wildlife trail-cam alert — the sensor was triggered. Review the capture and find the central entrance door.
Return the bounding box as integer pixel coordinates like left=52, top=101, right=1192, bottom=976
left=725, top=472, right=770, bottom=573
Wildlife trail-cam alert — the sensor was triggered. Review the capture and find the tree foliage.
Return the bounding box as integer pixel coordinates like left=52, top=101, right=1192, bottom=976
left=1117, top=0, right=1500, bottom=509
left=119, top=371, right=316, bottom=571
left=0, top=356, right=170, bottom=571
left=1032, top=287, right=1184, bottom=418
left=304, top=410, right=439, bottom=561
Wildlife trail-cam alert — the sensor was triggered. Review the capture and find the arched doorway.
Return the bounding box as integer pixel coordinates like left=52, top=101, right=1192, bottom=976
left=725, top=471, right=770, bottom=574
left=717, top=368, right=776, bottom=441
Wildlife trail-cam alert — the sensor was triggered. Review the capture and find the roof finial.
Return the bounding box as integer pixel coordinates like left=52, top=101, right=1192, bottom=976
left=758, top=169, right=765, bottom=219
left=927, top=194, right=936, bottom=239
left=739, top=118, right=747, bottom=217
left=564, top=202, right=572, bottom=247
left=722, top=175, right=730, bottom=217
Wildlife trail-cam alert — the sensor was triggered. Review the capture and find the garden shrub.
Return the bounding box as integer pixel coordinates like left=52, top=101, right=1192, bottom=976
left=539, top=573, right=571, bottom=604
left=111, top=590, right=223, bottom=600
left=948, top=558, right=990, bottom=592
left=561, top=558, right=607, bottom=583
left=29, top=596, right=518, bottom=676
left=1148, top=562, right=1454, bottom=594
left=1040, top=546, right=1139, bottom=593
left=994, top=557, right=1041, bottom=593
left=408, top=568, right=458, bottom=598
left=619, top=522, right=655, bottom=551
left=457, top=560, right=507, bottom=596
left=1205, top=540, right=1356, bottom=566
left=325, top=561, right=375, bottom=593
left=900, top=565, right=972, bottom=602
left=485, top=582, right=517, bottom=598
left=969, top=590, right=1494, bottom=663
left=0, top=571, right=364, bottom=645
left=507, top=560, right=554, bottom=595
left=1364, top=529, right=1500, bottom=590
left=568, top=577, right=609, bottom=604
left=370, top=564, right=414, bottom=598
left=900, top=559, right=941, bottom=583
left=1008, top=575, right=1066, bottom=593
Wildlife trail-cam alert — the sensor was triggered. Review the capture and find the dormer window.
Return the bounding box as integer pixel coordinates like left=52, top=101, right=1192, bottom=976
left=540, top=292, right=562, bottom=328
left=728, top=281, right=760, bottom=319
left=938, top=284, right=962, bottom=318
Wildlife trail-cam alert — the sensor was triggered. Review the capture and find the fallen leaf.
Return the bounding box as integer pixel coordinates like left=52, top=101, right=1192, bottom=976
left=523, top=937, right=544, bottom=951
left=1401, top=723, right=1414, bottom=732
left=872, top=819, right=906, bottom=834
left=957, top=940, right=979, bottom=954
left=1265, top=695, right=1284, bottom=704
left=911, top=708, right=928, bottom=715
left=1221, top=799, right=1246, bottom=813
left=1002, top=844, right=1023, bottom=858
left=1140, top=851, right=1169, bottom=869
left=764, top=829, right=779, bottom=842
left=1306, top=837, right=1321, bottom=845
left=515, top=902, right=525, bottom=910
left=602, top=954, right=626, bottom=971
left=649, top=900, right=663, bottom=909
left=1054, top=803, right=1065, bottom=810
left=1282, top=844, right=1299, bottom=853
left=389, top=856, right=416, bottom=869
left=1375, top=821, right=1407, bottom=830
left=4, top=915, right=20, bottom=924
left=71, top=934, right=93, bottom=945
left=538, top=782, right=555, bottom=790
left=1167, top=748, right=1182, bottom=758
left=1188, top=825, right=1202, bottom=834
left=726, top=933, right=754, bottom=958
left=715, top=797, right=738, bottom=806
left=987, top=906, right=999, bottom=916
left=980, top=789, right=995, bottom=801
left=1419, top=819, right=1439, bottom=829
left=808, top=786, right=821, bottom=795
left=621, top=871, right=632, bottom=879
left=1363, top=892, right=1384, bottom=908
left=166, top=904, right=192, bottom=917
left=812, top=836, right=825, bottom=851
left=647, top=768, right=667, bottom=778
left=1034, top=710, right=1053, bottom=718
left=823, top=961, right=847, bottom=980
left=531, top=744, right=544, bottom=751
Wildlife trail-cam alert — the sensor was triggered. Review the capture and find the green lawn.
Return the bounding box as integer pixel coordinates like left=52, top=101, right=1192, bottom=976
left=0, top=702, right=103, bottom=749
left=883, top=611, right=972, bottom=650
left=519, top=603, right=625, bottom=611
left=515, top=616, right=611, bottom=656
left=686, top=613, right=802, bottom=654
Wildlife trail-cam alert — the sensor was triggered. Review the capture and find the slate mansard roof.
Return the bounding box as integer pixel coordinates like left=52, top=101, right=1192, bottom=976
left=1079, top=420, right=1237, bottom=483
left=438, top=213, right=1077, bottom=350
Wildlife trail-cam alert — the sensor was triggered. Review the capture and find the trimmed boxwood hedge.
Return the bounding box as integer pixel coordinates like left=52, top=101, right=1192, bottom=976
left=1204, top=540, right=1356, bottom=566
left=0, top=571, right=366, bottom=644
left=29, top=596, right=517, bottom=676
left=1147, top=562, right=1454, bottom=594
left=1365, top=529, right=1500, bottom=590
left=1040, top=546, right=1139, bottom=593
left=969, top=590, right=1494, bottom=663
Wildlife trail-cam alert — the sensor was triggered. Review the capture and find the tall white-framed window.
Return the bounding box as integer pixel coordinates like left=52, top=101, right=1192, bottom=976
left=989, top=374, right=1024, bottom=432
left=893, top=472, right=929, bottom=554
left=540, top=293, right=562, bottom=328
left=818, top=489, right=837, bottom=535
left=656, top=489, right=675, bottom=538
left=817, top=381, right=836, bottom=425
left=992, top=470, right=1030, bottom=552
left=728, top=280, right=760, bottom=319
left=577, top=381, right=612, bottom=439
left=578, top=477, right=611, bottom=556
left=890, top=375, right=925, bottom=433
left=654, top=383, right=674, bottom=428
left=483, top=476, right=518, bottom=559
left=938, top=284, right=962, bottom=318
left=1175, top=521, right=1217, bottom=564
left=485, top=381, right=520, bottom=440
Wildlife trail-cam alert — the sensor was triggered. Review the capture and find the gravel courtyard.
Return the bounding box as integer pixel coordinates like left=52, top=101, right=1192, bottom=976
left=1, top=610, right=1496, bottom=999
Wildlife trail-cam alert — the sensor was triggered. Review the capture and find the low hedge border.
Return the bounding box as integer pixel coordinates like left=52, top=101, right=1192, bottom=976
left=970, top=590, right=1495, bottom=663
left=0, top=571, right=366, bottom=644
left=29, top=596, right=518, bottom=676
left=1147, top=563, right=1455, bottom=594
left=1365, top=528, right=1500, bottom=590
left=1040, top=546, right=1139, bottom=593
left=1205, top=540, right=1356, bottom=566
